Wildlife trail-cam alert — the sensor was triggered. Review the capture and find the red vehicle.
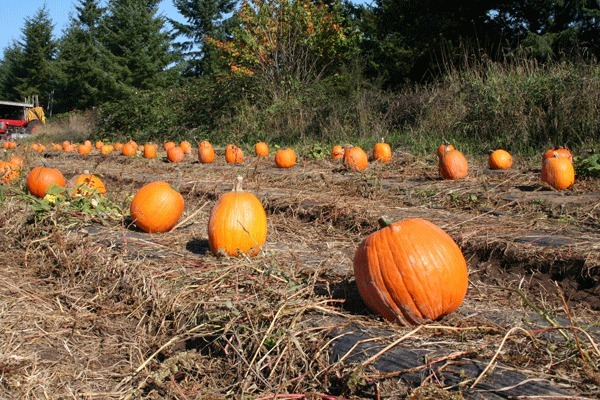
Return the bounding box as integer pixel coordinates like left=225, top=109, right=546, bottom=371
left=0, top=97, right=46, bottom=139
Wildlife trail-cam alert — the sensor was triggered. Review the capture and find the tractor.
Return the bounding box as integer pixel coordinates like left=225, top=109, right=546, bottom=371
left=0, top=95, right=46, bottom=140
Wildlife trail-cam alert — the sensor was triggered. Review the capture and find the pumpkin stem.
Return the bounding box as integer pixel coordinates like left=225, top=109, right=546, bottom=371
left=233, top=175, right=244, bottom=192
left=381, top=137, right=385, bottom=143
left=378, top=216, right=394, bottom=228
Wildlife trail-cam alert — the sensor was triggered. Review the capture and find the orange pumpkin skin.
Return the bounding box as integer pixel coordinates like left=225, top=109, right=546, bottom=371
left=101, top=144, right=113, bottom=155
left=331, top=145, right=344, bottom=160
left=274, top=148, right=297, bottom=168
left=353, top=218, right=468, bottom=325
left=164, top=141, right=176, bottom=151
left=198, top=141, right=215, bottom=164
left=344, top=147, right=368, bottom=171
left=439, top=149, right=468, bottom=179
left=225, top=144, right=244, bottom=164
left=255, top=142, right=269, bottom=157
left=9, top=156, right=24, bottom=168
left=78, top=144, right=92, bottom=155
left=95, top=141, right=104, bottom=149
left=437, top=143, right=455, bottom=160
left=542, top=147, right=572, bottom=163
left=122, top=142, right=137, bottom=156
left=373, top=139, right=392, bottom=162
left=488, top=149, right=513, bottom=170
left=167, top=146, right=185, bottom=163
left=180, top=141, right=192, bottom=154
left=72, top=173, right=107, bottom=197
left=542, top=153, right=575, bottom=190
left=130, top=182, right=184, bottom=233
left=143, top=143, right=157, bottom=159
left=0, top=161, right=20, bottom=184
left=208, top=176, right=267, bottom=257
left=26, top=166, right=67, bottom=198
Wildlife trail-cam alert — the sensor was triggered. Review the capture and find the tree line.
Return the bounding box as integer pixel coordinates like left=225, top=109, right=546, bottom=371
left=0, top=0, right=597, bottom=142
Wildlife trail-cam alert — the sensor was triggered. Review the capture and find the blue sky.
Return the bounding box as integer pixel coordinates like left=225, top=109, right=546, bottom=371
left=0, top=0, right=372, bottom=54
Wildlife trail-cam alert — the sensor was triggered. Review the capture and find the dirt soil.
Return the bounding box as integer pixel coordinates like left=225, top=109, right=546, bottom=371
left=0, top=147, right=598, bottom=399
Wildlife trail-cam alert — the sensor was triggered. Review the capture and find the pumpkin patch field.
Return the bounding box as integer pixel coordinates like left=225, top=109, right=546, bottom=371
left=0, top=142, right=598, bottom=399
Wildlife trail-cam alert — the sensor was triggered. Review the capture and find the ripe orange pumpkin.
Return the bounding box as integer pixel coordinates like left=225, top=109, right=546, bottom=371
left=72, top=172, right=107, bottom=197
left=343, top=146, right=368, bottom=171
left=167, top=146, right=185, bottom=163
left=122, top=142, right=137, bottom=156
left=95, top=141, right=104, bottom=149
left=274, top=148, right=297, bottom=168
left=488, top=149, right=513, bottom=170
left=208, top=176, right=267, bottom=257
left=26, top=166, right=66, bottom=198
left=255, top=141, right=269, bottom=157
left=164, top=141, right=176, bottom=151
left=542, top=152, right=575, bottom=190
left=354, top=218, right=468, bottom=325
left=198, top=141, right=215, bottom=164
left=180, top=141, right=192, bottom=154
left=542, top=146, right=573, bottom=163
left=439, top=149, right=468, bottom=179
left=130, top=181, right=184, bottom=233
left=78, top=144, right=92, bottom=155
left=143, top=143, right=157, bottom=159
left=101, top=144, right=113, bottom=155
left=113, top=142, right=124, bottom=151
left=373, top=138, right=392, bottom=162
left=52, top=143, right=63, bottom=151
left=225, top=144, right=244, bottom=164
left=436, top=142, right=455, bottom=160
left=331, top=145, right=344, bottom=160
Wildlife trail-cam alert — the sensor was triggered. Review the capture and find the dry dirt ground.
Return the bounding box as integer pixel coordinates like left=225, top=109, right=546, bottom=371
left=0, top=146, right=598, bottom=399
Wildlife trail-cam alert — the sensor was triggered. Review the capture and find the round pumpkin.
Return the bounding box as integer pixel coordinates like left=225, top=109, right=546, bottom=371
left=373, top=138, right=392, bottom=162
left=72, top=172, right=107, bottom=197
left=101, top=144, right=114, bottom=155
left=353, top=217, right=468, bottom=325
left=488, top=149, right=513, bottom=170
left=225, top=144, right=244, bottom=164
left=143, top=143, right=157, bottom=159
left=130, top=181, right=184, bottom=233
left=164, top=141, right=176, bottom=151
left=113, top=142, right=124, bottom=151
left=255, top=141, right=269, bottom=157
left=198, top=141, right=215, bottom=164
left=274, top=148, right=296, bottom=168
left=331, top=145, right=344, bottom=160
left=208, top=176, right=267, bottom=257
left=122, top=142, right=137, bottom=156
left=436, top=142, right=455, bottom=160
left=95, top=141, right=104, bottom=149
left=343, top=146, right=368, bottom=171
left=542, top=152, right=575, bottom=190
left=78, top=144, right=92, bottom=155
left=167, top=146, right=185, bottom=163
left=439, top=149, right=468, bottom=180
left=542, top=146, right=572, bottom=163
left=180, top=141, right=192, bottom=154
left=26, top=166, right=66, bottom=198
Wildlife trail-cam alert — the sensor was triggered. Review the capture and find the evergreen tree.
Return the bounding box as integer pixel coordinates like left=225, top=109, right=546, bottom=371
left=170, top=0, right=237, bottom=76
left=56, top=0, right=114, bottom=111
left=0, top=44, right=25, bottom=100
left=101, top=0, right=177, bottom=94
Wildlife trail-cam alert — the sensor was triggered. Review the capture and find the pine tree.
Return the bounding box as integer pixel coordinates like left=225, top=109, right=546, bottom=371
left=170, top=0, right=236, bottom=76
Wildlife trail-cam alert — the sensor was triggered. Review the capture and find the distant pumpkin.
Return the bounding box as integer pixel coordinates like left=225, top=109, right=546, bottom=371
left=26, top=166, right=66, bottom=198
left=167, top=146, right=185, bottom=163
left=439, top=149, right=468, bottom=180
left=130, top=181, right=184, bottom=233
left=198, top=141, right=215, bottom=164
left=255, top=142, right=269, bottom=157
left=331, top=145, right=344, bottom=160
left=373, top=138, right=392, bottom=162
left=225, top=144, right=244, bottom=164
left=343, top=146, right=368, bottom=171
left=72, top=172, right=107, bottom=197
left=542, top=146, right=572, bottom=163
left=542, top=152, right=575, bottom=190
left=488, top=149, right=513, bottom=170
left=274, top=148, right=297, bottom=168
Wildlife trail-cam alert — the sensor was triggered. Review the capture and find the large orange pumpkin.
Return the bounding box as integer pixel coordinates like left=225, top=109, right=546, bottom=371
left=439, top=149, right=469, bottom=179
left=343, top=146, right=368, bottom=171
left=274, top=148, right=297, bottom=168
left=198, top=141, right=215, bottom=164
left=255, top=142, right=269, bottom=157
left=26, top=166, right=66, bottom=198
left=130, top=181, right=184, bottom=233
left=373, top=138, right=392, bottom=162
left=354, top=218, right=468, bottom=325
left=331, top=145, right=344, bottom=160
left=225, top=144, right=244, bottom=164
left=488, top=149, right=513, bottom=170
left=542, top=152, right=575, bottom=190
left=72, top=172, right=107, bottom=197
left=122, top=142, right=137, bottom=156
left=208, top=176, right=267, bottom=257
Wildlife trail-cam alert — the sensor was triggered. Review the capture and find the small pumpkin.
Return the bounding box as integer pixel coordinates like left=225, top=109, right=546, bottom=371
left=274, top=148, right=297, bottom=168
left=439, top=149, right=468, bottom=180
left=373, top=138, right=392, bottom=162
left=163, top=141, right=176, bottom=151
left=26, top=166, right=66, bottom=198
left=52, top=143, right=63, bottom=151
left=542, top=152, right=575, bottom=190
left=78, top=144, right=92, bottom=155
left=72, top=171, right=107, bottom=197
left=488, top=149, right=513, bottom=170
left=225, top=144, right=244, bottom=164
left=255, top=141, right=269, bottom=157
left=436, top=142, right=455, bottom=160
left=198, top=141, right=215, bottom=164
left=542, top=146, right=572, bottom=163
left=95, top=141, right=104, bottom=149
left=208, top=176, right=267, bottom=257
left=331, top=145, right=344, bottom=160
left=343, top=146, right=368, bottom=171
left=180, top=141, right=192, bottom=154
left=353, top=217, right=468, bottom=325
left=167, top=146, right=185, bottom=163
left=130, top=181, right=184, bottom=233
left=143, top=143, right=157, bottom=159
left=113, top=142, right=124, bottom=151
left=122, top=142, right=137, bottom=156
left=101, top=144, right=114, bottom=155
